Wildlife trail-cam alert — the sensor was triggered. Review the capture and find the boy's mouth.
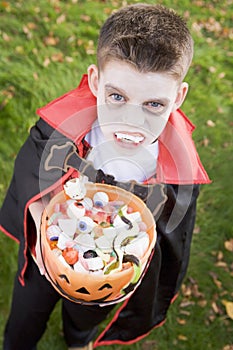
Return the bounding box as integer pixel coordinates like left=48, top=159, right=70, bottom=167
left=114, top=132, right=144, bottom=145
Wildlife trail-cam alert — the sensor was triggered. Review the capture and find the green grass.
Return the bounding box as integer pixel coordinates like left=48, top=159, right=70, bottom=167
left=0, top=0, right=232, bottom=349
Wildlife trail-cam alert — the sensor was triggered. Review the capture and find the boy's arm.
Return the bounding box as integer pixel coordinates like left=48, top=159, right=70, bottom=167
left=29, top=198, right=49, bottom=275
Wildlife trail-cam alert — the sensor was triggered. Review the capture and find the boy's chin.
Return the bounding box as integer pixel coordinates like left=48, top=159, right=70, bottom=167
left=112, top=138, right=145, bottom=155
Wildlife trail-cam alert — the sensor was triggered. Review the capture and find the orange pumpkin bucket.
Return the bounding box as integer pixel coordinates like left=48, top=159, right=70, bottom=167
left=40, top=182, right=156, bottom=305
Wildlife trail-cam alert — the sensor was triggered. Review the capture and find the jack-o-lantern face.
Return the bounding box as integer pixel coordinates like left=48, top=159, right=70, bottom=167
left=40, top=183, right=157, bottom=305
left=42, top=246, right=135, bottom=304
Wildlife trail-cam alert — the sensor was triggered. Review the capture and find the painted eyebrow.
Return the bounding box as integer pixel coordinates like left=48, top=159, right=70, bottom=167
left=105, top=84, right=127, bottom=96
left=105, top=83, right=170, bottom=105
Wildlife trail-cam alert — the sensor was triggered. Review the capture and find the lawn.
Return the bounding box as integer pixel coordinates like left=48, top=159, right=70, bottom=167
left=0, top=0, right=232, bottom=349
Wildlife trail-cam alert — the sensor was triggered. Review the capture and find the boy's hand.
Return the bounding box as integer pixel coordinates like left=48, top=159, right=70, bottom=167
left=29, top=199, right=48, bottom=275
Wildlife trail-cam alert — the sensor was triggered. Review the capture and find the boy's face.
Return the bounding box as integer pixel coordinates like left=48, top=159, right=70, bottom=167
left=88, top=60, right=188, bottom=155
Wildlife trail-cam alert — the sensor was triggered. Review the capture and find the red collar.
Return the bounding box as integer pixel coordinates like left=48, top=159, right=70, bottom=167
left=37, top=75, right=210, bottom=185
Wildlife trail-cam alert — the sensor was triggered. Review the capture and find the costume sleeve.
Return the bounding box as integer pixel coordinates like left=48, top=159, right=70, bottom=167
left=0, top=118, right=72, bottom=281
left=95, top=184, right=200, bottom=344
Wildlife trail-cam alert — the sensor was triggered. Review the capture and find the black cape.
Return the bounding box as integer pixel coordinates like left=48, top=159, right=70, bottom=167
left=0, top=117, right=200, bottom=346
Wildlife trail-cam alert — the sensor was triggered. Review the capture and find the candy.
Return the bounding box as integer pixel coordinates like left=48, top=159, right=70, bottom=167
left=46, top=224, right=62, bottom=241
left=80, top=197, right=93, bottom=210
left=67, top=201, right=85, bottom=219
left=46, top=181, right=150, bottom=275
left=95, top=236, right=112, bottom=252
left=74, top=233, right=96, bottom=250
left=63, top=176, right=87, bottom=200
left=58, top=219, right=77, bottom=238
left=84, top=256, right=104, bottom=271
left=93, top=191, right=109, bottom=208
left=73, top=260, right=88, bottom=273
left=77, top=216, right=95, bottom=234
left=57, top=232, right=72, bottom=250
left=124, top=232, right=149, bottom=258
left=62, top=248, right=79, bottom=265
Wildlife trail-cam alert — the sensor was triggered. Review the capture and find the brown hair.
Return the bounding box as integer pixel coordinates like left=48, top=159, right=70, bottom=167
left=97, top=4, right=194, bottom=81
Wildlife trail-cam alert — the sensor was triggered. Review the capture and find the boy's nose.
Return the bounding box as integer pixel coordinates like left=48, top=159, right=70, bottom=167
left=121, top=105, right=145, bottom=126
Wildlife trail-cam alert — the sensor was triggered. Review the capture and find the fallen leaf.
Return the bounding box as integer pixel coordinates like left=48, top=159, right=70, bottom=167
left=51, top=52, right=64, bottom=62
left=215, top=261, right=228, bottom=268
left=65, top=56, right=74, bottom=63
left=44, top=36, right=59, bottom=46
left=222, top=300, right=233, bottom=320
left=80, top=14, right=91, bottom=22
left=142, top=340, right=158, bottom=350
left=27, top=22, right=37, bottom=30
left=43, top=57, right=50, bottom=67
left=2, top=32, right=11, bottom=41
left=180, top=300, right=195, bottom=308
left=77, top=39, right=84, bottom=46
left=218, top=72, right=226, bottom=79
left=179, top=310, right=191, bottom=316
left=198, top=299, right=207, bottom=307
left=217, top=251, right=224, bottom=261
left=209, top=271, right=222, bottom=289
left=15, top=46, right=24, bottom=54
left=193, top=226, right=200, bottom=234
left=177, top=318, right=187, bottom=325
left=206, top=119, right=216, bottom=127
left=223, top=345, right=233, bottom=350
left=56, top=14, right=66, bottom=24
left=211, top=301, right=221, bottom=314
left=209, top=66, right=216, bottom=73
left=224, top=239, right=233, bottom=252
left=201, top=137, right=210, bottom=147
left=178, top=334, right=188, bottom=341
left=33, top=72, right=39, bottom=80
left=181, top=283, right=192, bottom=297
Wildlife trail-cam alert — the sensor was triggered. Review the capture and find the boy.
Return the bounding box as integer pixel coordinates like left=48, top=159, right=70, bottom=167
left=0, top=3, right=210, bottom=350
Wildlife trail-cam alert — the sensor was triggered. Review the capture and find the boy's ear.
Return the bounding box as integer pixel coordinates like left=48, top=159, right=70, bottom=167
left=87, top=64, right=99, bottom=97
left=172, top=82, right=189, bottom=111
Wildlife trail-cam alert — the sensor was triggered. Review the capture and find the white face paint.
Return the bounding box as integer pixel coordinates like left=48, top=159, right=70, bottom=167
left=88, top=59, right=188, bottom=156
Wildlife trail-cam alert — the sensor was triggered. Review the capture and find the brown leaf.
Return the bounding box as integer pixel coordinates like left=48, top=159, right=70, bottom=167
left=27, top=22, right=37, bottom=30
left=177, top=318, right=187, bottom=325
left=192, top=284, right=204, bottom=298
left=224, top=239, right=233, bottom=252
left=56, top=14, right=66, bottom=24
left=198, top=299, right=207, bottom=308
left=215, top=261, right=228, bottom=269
left=142, top=340, right=158, bottom=350
left=43, top=57, right=50, bottom=67
left=178, top=334, right=188, bottom=341
left=180, top=300, right=195, bottom=308
left=181, top=283, right=192, bottom=297
left=223, top=345, right=233, bottom=350
left=211, top=301, right=221, bottom=314
left=193, top=226, right=200, bottom=234
left=80, top=14, right=91, bottom=22
left=44, top=36, right=59, bottom=46
left=1, top=1, right=10, bottom=8
left=209, top=66, right=216, bottom=73
left=206, top=119, right=216, bottom=127
left=2, top=32, right=11, bottom=41
left=201, top=137, right=210, bottom=147
left=179, top=310, right=191, bottom=316
left=33, top=72, right=39, bottom=80
left=222, top=300, right=233, bottom=320
left=217, top=251, right=224, bottom=261
left=51, top=52, right=64, bottom=62
left=218, top=72, right=226, bottom=79
left=209, top=271, right=222, bottom=289
left=65, top=56, right=74, bottom=63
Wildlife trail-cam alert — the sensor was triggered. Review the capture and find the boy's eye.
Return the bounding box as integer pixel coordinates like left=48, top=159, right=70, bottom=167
left=144, top=101, right=164, bottom=114
left=148, top=102, right=161, bottom=108
left=110, top=93, right=125, bottom=102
